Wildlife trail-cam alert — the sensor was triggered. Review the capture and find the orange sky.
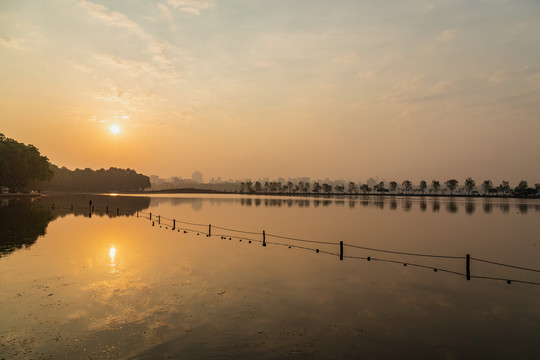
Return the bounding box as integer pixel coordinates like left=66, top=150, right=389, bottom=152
left=1, top=0, right=539, bottom=184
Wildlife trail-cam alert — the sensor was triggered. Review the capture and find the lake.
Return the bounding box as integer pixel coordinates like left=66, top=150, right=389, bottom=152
left=1, top=193, right=540, bottom=359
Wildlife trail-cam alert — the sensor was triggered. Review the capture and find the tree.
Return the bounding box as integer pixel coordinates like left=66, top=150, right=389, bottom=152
left=389, top=181, right=398, bottom=193
left=264, top=181, right=270, bottom=192
left=482, top=180, right=493, bottom=195
left=312, top=182, right=321, bottom=193
left=240, top=182, right=246, bottom=193
left=246, top=181, right=253, bottom=193
left=374, top=181, right=387, bottom=192
left=536, top=183, right=540, bottom=194
left=360, top=184, right=371, bottom=194
left=322, top=183, right=333, bottom=194
left=431, top=180, right=441, bottom=194
left=348, top=181, right=357, bottom=194
left=254, top=181, right=262, bottom=193
left=445, top=179, right=459, bottom=195
left=0, top=134, right=53, bottom=192
left=335, top=184, right=345, bottom=193
left=303, top=182, right=310, bottom=193
left=499, top=180, right=510, bottom=195
left=402, top=180, right=412, bottom=195
left=464, top=178, right=476, bottom=195
left=287, top=181, right=294, bottom=193
left=419, top=180, right=427, bottom=194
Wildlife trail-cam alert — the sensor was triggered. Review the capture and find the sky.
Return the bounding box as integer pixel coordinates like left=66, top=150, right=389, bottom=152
left=1, top=0, right=539, bottom=184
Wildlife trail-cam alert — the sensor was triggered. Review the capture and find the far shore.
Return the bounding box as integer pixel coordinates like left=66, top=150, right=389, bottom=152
left=2, top=189, right=538, bottom=199
left=123, top=188, right=539, bottom=199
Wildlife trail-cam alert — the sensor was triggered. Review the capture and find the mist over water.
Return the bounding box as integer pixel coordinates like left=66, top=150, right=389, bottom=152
left=1, top=194, right=539, bottom=359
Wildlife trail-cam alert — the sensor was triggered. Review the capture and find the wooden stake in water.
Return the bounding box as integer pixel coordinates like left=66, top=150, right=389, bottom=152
left=172, top=219, right=175, bottom=230
left=340, top=241, right=344, bottom=261
left=208, top=224, right=211, bottom=237
left=263, top=230, right=266, bottom=247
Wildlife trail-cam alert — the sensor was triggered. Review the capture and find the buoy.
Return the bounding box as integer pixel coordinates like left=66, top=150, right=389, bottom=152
left=367, top=256, right=371, bottom=261
left=316, top=249, right=319, bottom=253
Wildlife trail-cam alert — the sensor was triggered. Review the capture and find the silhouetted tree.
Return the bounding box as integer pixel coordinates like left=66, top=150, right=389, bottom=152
left=374, top=181, right=387, bottom=192
left=240, top=182, right=246, bottom=193
left=389, top=181, right=397, bottom=193
left=348, top=182, right=357, bottom=194
left=335, top=184, right=345, bottom=193
left=312, top=182, right=321, bottom=193
left=0, top=134, right=53, bottom=192
left=264, top=181, right=270, bottom=192
left=402, top=180, right=412, bottom=195
left=287, top=181, right=294, bottom=193
left=464, top=177, right=476, bottom=195
left=431, top=180, right=441, bottom=194
left=254, top=181, right=262, bottom=193
left=322, top=183, right=333, bottom=194
left=360, top=184, right=371, bottom=194
left=445, top=179, right=459, bottom=195
left=482, top=180, right=493, bottom=195
left=499, top=180, right=510, bottom=195
left=419, top=180, right=427, bottom=194
left=303, top=182, right=310, bottom=193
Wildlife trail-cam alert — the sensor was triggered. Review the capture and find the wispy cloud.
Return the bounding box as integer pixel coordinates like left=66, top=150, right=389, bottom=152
left=436, top=29, right=458, bottom=43
left=90, top=80, right=153, bottom=112
left=332, top=52, right=358, bottom=64
left=0, top=35, right=24, bottom=50
left=78, top=0, right=144, bottom=35
left=167, top=0, right=213, bottom=15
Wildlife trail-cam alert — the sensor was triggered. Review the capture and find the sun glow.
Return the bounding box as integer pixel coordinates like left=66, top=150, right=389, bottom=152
left=110, top=124, right=120, bottom=134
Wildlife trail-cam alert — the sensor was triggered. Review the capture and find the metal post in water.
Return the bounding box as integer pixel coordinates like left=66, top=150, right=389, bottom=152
left=150, top=213, right=152, bottom=220
left=208, top=224, right=211, bottom=237
left=340, top=241, right=343, bottom=261
left=158, top=215, right=160, bottom=225
left=172, top=219, right=175, bottom=230
left=466, top=254, right=471, bottom=280
left=263, top=230, right=266, bottom=247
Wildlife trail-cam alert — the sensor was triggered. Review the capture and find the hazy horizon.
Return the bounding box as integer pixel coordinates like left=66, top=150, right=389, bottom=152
left=1, top=0, right=539, bottom=184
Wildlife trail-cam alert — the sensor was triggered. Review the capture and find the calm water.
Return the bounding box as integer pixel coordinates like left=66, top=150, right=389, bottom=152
left=1, top=194, right=540, bottom=359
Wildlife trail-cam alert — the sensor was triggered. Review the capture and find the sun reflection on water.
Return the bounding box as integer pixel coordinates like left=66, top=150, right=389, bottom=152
left=109, top=246, right=117, bottom=273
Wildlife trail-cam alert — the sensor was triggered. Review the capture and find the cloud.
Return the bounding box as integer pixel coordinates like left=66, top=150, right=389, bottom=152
left=157, top=3, right=174, bottom=22
left=94, top=53, right=180, bottom=79
left=167, top=0, right=213, bottom=14
left=0, top=35, right=24, bottom=50
left=436, top=29, right=458, bottom=43
left=90, top=80, right=153, bottom=112
left=78, top=0, right=144, bottom=35
left=332, top=53, right=358, bottom=64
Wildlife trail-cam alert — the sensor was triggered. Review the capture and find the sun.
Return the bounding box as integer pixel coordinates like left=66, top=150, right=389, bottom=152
left=110, top=124, right=121, bottom=134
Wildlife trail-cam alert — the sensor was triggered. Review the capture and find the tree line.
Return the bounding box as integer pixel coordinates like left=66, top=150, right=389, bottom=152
left=0, top=134, right=150, bottom=193
left=240, top=178, right=540, bottom=197
left=41, top=165, right=151, bottom=192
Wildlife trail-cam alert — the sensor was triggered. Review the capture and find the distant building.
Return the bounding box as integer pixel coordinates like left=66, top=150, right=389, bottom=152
left=192, top=171, right=203, bottom=183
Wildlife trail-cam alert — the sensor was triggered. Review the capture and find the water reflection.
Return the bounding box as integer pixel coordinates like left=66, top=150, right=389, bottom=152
left=0, top=194, right=150, bottom=257
left=147, top=194, right=540, bottom=215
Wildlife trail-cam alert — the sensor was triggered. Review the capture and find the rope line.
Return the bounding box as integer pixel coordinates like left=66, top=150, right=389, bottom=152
left=470, top=275, right=540, bottom=286
left=114, top=208, right=540, bottom=287
left=471, top=257, right=540, bottom=273
left=344, top=243, right=463, bottom=259
left=212, top=225, right=261, bottom=235
left=266, top=233, right=336, bottom=246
